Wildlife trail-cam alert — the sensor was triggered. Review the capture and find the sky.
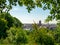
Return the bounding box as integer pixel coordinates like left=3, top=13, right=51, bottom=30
left=9, top=5, right=56, bottom=24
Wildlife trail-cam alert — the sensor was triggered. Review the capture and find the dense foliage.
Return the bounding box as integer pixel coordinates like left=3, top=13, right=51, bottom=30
left=6, top=27, right=28, bottom=45
left=0, top=22, right=60, bottom=45
left=0, top=12, right=22, bottom=39
left=0, top=0, right=60, bottom=45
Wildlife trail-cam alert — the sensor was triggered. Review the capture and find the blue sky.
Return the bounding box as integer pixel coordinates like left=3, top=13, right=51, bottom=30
left=9, top=5, right=51, bottom=23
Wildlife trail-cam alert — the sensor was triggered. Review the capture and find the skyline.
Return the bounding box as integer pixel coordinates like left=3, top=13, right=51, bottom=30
left=9, top=5, right=56, bottom=24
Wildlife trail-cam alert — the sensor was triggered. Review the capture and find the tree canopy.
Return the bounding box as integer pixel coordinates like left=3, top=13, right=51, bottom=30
left=0, top=12, right=22, bottom=39
left=0, top=0, right=60, bottom=45
left=0, top=0, right=60, bottom=21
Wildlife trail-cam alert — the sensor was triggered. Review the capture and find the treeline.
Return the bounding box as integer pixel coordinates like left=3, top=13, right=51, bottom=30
left=0, top=12, right=60, bottom=45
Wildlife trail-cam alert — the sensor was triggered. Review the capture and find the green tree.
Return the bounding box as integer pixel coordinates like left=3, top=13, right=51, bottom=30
left=29, top=23, right=55, bottom=45
left=13, top=17, right=23, bottom=28
left=54, top=22, right=60, bottom=44
left=0, top=0, right=60, bottom=20
left=0, top=12, right=22, bottom=28
left=6, top=27, right=28, bottom=45
left=0, top=18, right=8, bottom=38
left=0, top=12, right=22, bottom=39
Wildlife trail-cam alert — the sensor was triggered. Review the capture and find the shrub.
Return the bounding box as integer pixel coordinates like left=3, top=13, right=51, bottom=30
left=6, top=27, right=28, bottom=45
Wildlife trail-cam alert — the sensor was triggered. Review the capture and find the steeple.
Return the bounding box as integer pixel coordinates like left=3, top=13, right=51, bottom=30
left=39, top=20, right=41, bottom=26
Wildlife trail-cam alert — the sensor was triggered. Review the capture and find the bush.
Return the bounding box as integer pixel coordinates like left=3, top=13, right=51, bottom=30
left=0, top=12, right=22, bottom=39
left=29, top=26, right=55, bottom=45
left=6, top=27, right=28, bottom=45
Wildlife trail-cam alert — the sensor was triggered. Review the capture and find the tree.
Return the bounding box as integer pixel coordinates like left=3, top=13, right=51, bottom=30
left=13, top=17, right=23, bottom=28
left=6, top=27, right=28, bottom=45
left=0, top=12, right=22, bottom=39
left=0, top=0, right=60, bottom=20
left=18, top=0, right=60, bottom=20
left=54, top=23, right=60, bottom=43
left=29, top=23, right=55, bottom=45
left=0, top=18, right=8, bottom=38
left=0, top=12, right=22, bottom=28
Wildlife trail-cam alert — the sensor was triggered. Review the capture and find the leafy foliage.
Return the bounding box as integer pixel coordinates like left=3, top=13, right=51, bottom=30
left=6, top=27, right=28, bottom=45
left=0, top=0, right=60, bottom=20
left=0, top=18, right=8, bottom=39
left=0, top=12, right=22, bottom=39
left=13, top=17, right=23, bottom=28
left=0, top=23, right=60, bottom=45
left=0, top=0, right=60, bottom=45
left=29, top=26, right=55, bottom=45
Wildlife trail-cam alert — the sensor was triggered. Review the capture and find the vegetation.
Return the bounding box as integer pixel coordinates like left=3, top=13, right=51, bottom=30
left=1, top=17, right=60, bottom=44
left=0, top=17, right=60, bottom=45
left=0, top=0, right=60, bottom=45
left=0, top=0, right=60, bottom=20
left=0, top=12, right=22, bottom=39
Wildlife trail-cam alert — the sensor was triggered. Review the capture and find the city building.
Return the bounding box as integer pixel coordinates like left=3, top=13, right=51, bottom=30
left=23, top=21, right=56, bottom=30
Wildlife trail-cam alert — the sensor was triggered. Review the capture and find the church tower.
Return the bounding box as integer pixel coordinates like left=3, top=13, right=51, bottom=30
left=39, top=20, right=41, bottom=26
